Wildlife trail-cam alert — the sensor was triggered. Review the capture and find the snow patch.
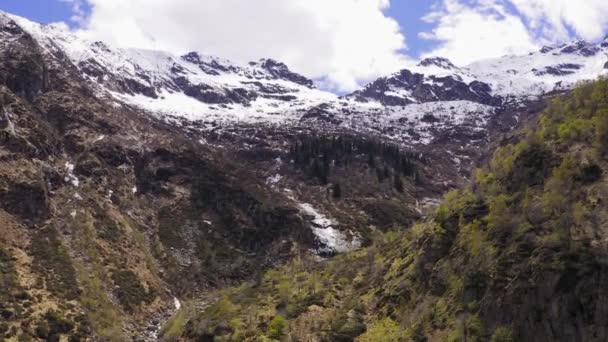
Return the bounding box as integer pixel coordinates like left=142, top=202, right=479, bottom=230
left=64, top=162, right=80, bottom=187
left=295, top=201, right=361, bottom=254
left=266, top=174, right=282, bottom=186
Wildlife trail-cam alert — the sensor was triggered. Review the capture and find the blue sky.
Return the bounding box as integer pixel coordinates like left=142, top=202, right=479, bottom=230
left=0, top=0, right=75, bottom=25
left=385, top=2, right=437, bottom=59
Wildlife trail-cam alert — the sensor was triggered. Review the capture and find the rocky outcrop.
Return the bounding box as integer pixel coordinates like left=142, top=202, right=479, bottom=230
left=560, top=40, right=600, bottom=56
left=0, top=181, right=49, bottom=226
left=418, top=57, right=457, bottom=69
left=349, top=69, right=499, bottom=106
left=258, top=58, right=315, bottom=88
left=533, top=63, right=583, bottom=76
left=0, top=19, right=48, bottom=102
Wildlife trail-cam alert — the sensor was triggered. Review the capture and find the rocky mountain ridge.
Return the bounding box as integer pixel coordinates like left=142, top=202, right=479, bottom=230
left=7, top=11, right=608, bottom=137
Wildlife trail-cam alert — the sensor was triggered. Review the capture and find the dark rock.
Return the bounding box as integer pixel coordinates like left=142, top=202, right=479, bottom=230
left=121, top=78, right=158, bottom=99
left=242, top=81, right=290, bottom=95
left=262, top=94, right=297, bottom=101
left=90, top=41, right=111, bottom=53
left=421, top=113, right=440, bottom=123
left=300, top=103, right=342, bottom=124
left=349, top=69, right=499, bottom=106
left=540, top=46, right=554, bottom=53
left=181, top=51, right=239, bottom=75
left=0, top=182, right=49, bottom=226
left=259, top=59, right=314, bottom=88
left=0, top=32, right=48, bottom=102
left=0, top=308, right=15, bottom=320
left=418, top=57, right=457, bottom=69
left=77, top=58, right=108, bottom=79
left=534, top=64, right=582, bottom=76
left=579, top=165, right=602, bottom=183
left=173, top=76, right=257, bottom=105
left=560, top=41, right=599, bottom=56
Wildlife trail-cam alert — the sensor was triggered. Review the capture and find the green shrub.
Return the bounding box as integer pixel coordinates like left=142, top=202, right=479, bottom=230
left=111, top=270, right=154, bottom=312
left=490, top=326, right=514, bottom=342
left=267, top=315, right=287, bottom=339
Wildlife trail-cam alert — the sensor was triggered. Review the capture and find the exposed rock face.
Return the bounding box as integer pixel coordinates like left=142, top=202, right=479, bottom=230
left=559, top=40, right=600, bottom=56
left=418, top=56, right=457, bottom=69
left=533, top=63, right=583, bottom=76
left=259, top=58, right=315, bottom=88
left=0, top=181, right=49, bottom=226
left=349, top=69, right=499, bottom=106
left=0, top=21, right=48, bottom=102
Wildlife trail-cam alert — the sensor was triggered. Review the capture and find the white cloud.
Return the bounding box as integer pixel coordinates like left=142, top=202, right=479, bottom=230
left=69, top=0, right=410, bottom=92
left=420, top=0, right=608, bottom=66
left=419, top=0, right=539, bottom=66
left=508, top=0, right=608, bottom=42
left=59, top=0, right=87, bottom=25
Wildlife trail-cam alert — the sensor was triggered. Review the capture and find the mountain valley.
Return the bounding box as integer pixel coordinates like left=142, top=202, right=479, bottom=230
left=0, top=10, right=607, bottom=342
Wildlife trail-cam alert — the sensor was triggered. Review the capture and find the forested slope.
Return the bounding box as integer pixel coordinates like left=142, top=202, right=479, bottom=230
left=174, top=79, right=608, bottom=341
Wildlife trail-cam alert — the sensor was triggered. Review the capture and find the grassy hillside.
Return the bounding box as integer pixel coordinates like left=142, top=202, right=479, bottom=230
left=174, top=79, right=608, bottom=341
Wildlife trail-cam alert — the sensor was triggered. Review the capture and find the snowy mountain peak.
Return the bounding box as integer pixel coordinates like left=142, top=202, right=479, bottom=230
left=257, top=58, right=315, bottom=89
left=418, top=57, right=457, bottom=70
left=1, top=10, right=608, bottom=149
left=540, top=40, right=601, bottom=57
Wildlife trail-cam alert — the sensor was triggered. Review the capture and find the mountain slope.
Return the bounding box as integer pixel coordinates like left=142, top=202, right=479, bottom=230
left=178, top=78, right=608, bottom=342
left=0, top=12, right=432, bottom=341
left=4, top=11, right=607, bottom=188
left=1, top=10, right=608, bottom=342
left=6, top=11, right=608, bottom=148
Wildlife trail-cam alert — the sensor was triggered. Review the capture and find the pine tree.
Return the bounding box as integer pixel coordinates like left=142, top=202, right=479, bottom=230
left=376, top=167, right=385, bottom=182
left=332, top=183, right=342, bottom=199
left=394, top=175, right=404, bottom=193
left=367, top=153, right=376, bottom=168
left=414, top=170, right=423, bottom=186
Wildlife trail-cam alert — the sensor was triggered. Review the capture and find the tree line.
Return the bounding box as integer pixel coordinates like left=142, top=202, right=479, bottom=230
left=289, top=134, right=425, bottom=196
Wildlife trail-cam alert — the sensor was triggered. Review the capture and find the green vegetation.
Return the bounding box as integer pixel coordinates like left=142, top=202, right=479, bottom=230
left=267, top=315, right=287, bottom=339
left=179, top=79, right=608, bottom=341
left=0, top=245, right=19, bottom=303
left=72, top=215, right=125, bottom=341
left=111, top=270, right=154, bottom=312
left=0, top=246, right=21, bottom=340
left=30, top=228, right=80, bottom=300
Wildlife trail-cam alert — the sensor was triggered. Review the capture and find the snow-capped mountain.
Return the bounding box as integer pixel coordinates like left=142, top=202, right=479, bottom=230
left=3, top=11, right=608, bottom=148
left=5, top=12, right=336, bottom=125
left=350, top=40, right=608, bottom=107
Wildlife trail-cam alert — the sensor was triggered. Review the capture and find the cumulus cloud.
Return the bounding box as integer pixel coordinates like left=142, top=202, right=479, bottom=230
left=419, top=0, right=539, bottom=65
left=59, top=0, right=87, bottom=25
left=509, top=0, right=608, bottom=42
left=67, top=0, right=410, bottom=92
left=420, top=0, right=608, bottom=66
